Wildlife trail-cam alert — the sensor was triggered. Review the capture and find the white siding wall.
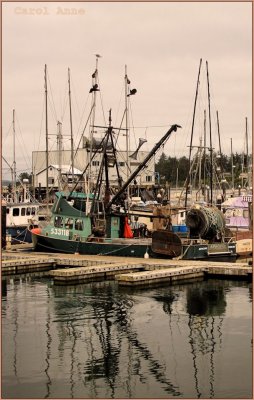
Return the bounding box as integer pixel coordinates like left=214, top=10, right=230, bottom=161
left=32, top=149, right=155, bottom=187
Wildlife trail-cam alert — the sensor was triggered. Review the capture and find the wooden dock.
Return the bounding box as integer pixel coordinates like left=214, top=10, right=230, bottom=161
left=1, top=250, right=252, bottom=286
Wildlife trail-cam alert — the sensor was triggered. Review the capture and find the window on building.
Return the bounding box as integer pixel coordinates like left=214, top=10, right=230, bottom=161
left=118, top=161, right=125, bottom=167
left=21, top=208, right=26, bottom=216
left=145, top=176, right=152, bottom=182
left=13, top=208, right=20, bottom=217
left=92, top=161, right=100, bottom=166
left=48, top=177, right=54, bottom=185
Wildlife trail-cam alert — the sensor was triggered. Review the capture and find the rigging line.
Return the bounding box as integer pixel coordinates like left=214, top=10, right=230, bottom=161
left=113, top=111, right=125, bottom=147
left=48, top=98, right=58, bottom=124
left=71, top=76, right=81, bottom=121
left=47, top=69, right=58, bottom=122
left=115, top=80, right=125, bottom=126
left=73, top=92, right=90, bottom=148
left=96, top=74, right=106, bottom=125
left=15, top=113, right=33, bottom=172
left=128, top=100, right=138, bottom=148
left=131, top=124, right=170, bottom=129
left=60, top=77, right=69, bottom=122
left=73, top=103, right=95, bottom=159
left=2, top=121, right=13, bottom=143
left=34, top=96, right=46, bottom=154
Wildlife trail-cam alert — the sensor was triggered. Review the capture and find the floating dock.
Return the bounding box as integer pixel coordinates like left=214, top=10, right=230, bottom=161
left=2, top=250, right=252, bottom=286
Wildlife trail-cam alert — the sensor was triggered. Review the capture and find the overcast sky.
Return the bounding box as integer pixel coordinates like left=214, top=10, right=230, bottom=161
left=2, top=1, right=252, bottom=180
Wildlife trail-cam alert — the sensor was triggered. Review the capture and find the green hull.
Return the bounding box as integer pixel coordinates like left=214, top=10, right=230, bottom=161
left=32, top=231, right=237, bottom=261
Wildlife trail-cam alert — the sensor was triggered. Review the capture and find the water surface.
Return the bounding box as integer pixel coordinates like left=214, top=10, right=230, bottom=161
left=2, top=276, right=252, bottom=399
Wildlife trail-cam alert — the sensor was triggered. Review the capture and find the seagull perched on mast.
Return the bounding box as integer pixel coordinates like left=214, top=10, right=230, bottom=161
left=89, top=83, right=99, bottom=93
left=95, top=54, right=102, bottom=58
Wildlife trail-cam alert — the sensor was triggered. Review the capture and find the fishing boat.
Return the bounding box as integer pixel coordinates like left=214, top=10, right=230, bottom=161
left=3, top=110, right=50, bottom=244
left=221, top=194, right=253, bottom=256
left=6, top=200, right=48, bottom=244
left=31, top=123, right=237, bottom=261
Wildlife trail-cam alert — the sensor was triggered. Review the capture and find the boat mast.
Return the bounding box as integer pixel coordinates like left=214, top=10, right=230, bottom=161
left=12, top=109, right=17, bottom=202
left=231, top=138, right=234, bottom=190
left=68, top=68, right=74, bottom=182
left=125, top=65, right=130, bottom=205
left=245, top=116, right=250, bottom=188
left=184, top=58, right=202, bottom=208
left=88, top=55, right=100, bottom=193
left=206, top=61, right=213, bottom=204
left=45, top=64, right=49, bottom=207
left=57, top=121, right=63, bottom=190
left=203, top=109, right=206, bottom=192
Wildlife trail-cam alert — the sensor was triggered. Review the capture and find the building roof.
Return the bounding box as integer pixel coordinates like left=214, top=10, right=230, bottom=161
left=36, top=164, right=82, bottom=176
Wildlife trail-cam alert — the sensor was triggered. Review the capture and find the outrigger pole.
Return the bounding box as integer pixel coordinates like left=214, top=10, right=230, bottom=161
left=184, top=58, right=202, bottom=208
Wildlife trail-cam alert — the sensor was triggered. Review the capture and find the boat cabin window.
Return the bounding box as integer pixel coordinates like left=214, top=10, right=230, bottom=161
left=75, top=218, right=83, bottom=231
left=73, top=199, right=86, bottom=212
left=21, top=208, right=26, bottom=216
left=26, top=207, right=31, bottom=216
left=64, top=217, right=74, bottom=229
left=13, top=208, right=20, bottom=217
left=54, top=216, right=64, bottom=228
left=6, top=208, right=9, bottom=214
left=31, top=207, right=36, bottom=215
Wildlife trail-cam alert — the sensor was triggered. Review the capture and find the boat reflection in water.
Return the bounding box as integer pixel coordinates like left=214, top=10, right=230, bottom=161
left=2, top=276, right=252, bottom=399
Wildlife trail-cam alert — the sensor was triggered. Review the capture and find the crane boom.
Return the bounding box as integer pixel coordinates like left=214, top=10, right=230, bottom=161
left=106, top=123, right=181, bottom=211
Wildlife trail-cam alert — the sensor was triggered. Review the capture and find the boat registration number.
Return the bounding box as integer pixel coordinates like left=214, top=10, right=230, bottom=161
left=50, top=228, right=69, bottom=236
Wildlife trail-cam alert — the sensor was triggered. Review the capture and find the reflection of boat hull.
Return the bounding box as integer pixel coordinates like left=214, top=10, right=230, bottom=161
left=31, top=229, right=237, bottom=262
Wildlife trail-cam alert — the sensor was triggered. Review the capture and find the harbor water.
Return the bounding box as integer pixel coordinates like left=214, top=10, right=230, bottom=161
left=2, top=274, right=252, bottom=399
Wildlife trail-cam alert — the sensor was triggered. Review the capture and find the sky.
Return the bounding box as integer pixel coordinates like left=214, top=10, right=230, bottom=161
left=2, top=1, right=252, bottom=180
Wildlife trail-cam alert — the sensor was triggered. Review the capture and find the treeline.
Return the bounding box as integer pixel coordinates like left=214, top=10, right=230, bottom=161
left=155, top=152, right=252, bottom=187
